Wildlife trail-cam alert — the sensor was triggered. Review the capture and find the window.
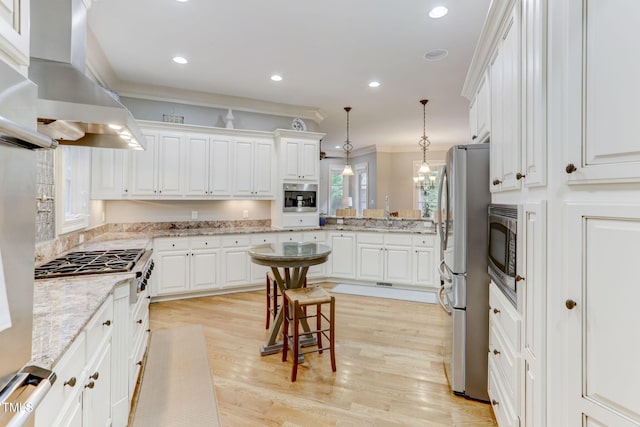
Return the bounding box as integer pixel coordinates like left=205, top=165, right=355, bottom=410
left=413, top=160, right=442, bottom=219
left=328, top=165, right=346, bottom=216
left=355, top=163, right=368, bottom=216
left=56, top=146, right=90, bottom=234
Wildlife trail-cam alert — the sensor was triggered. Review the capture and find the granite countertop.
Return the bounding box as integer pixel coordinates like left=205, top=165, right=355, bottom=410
left=31, top=274, right=133, bottom=369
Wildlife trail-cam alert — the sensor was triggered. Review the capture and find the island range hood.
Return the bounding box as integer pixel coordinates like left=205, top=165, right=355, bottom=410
left=29, top=0, right=146, bottom=150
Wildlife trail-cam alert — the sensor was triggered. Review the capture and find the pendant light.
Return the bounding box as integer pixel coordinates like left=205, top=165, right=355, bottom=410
left=418, top=99, right=431, bottom=174
left=341, top=107, right=354, bottom=176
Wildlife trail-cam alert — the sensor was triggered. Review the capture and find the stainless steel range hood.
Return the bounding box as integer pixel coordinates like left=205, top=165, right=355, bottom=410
left=29, top=0, right=146, bottom=150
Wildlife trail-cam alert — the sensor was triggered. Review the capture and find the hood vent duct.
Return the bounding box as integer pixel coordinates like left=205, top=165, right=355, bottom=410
left=28, top=0, right=146, bottom=150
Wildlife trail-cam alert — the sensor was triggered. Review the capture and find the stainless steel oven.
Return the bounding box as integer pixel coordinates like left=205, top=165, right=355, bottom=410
left=283, top=183, right=317, bottom=212
left=488, top=204, right=518, bottom=305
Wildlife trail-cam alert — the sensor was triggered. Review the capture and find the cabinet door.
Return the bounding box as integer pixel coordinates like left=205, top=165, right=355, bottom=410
left=385, top=246, right=412, bottom=284
left=82, top=342, right=112, bottom=427
left=469, top=97, right=479, bottom=142
left=191, top=249, right=218, bottom=291
left=221, top=248, right=250, bottom=287
left=489, top=49, right=503, bottom=193
left=131, top=133, right=158, bottom=195
left=90, top=148, right=128, bottom=199
left=565, top=0, right=640, bottom=184
left=566, top=204, right=640, bottom=426
left=328, top=233, right=355, bottom=278
left=155, top=251, right=190, bottom=295
left=476, top=70, right=491, bottom=142
left=283, top=140, right=301, bottom=180
left=357, top=245, right=384, bottom=281
left=184, top=134, right=210, bottom=196
left=415, top=248, right=436, bottom=288
left=157, top=133, right=183, bottom=196
left=253, top=140, right=274, bottom=196
left=299, top=141, right=318, bottom=180
left=0, top=0, right=29, bottom=73
left=234, top=138, right=254, bottom=196
left=209, top=137, right=233, bottom=196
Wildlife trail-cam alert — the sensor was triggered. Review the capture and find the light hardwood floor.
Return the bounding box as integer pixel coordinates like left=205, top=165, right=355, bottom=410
left=148, top=283, right=497, bottom=426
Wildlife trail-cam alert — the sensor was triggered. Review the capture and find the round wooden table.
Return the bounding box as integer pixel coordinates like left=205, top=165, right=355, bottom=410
left=248, top=241, right=331, bottom=356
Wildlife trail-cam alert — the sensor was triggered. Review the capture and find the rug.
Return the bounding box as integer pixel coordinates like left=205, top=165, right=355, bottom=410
left=330, top=283, right=437, bottom=304
left=132, top=324, right=221, bottom=427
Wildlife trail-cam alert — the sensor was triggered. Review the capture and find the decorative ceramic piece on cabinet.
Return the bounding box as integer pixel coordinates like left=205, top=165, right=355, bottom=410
left=224, top=109, right=234, bottom=129
left=291, top=118, right=307, bottom=131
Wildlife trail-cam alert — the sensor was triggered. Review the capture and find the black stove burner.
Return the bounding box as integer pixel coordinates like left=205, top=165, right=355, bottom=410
left=35, top=249, right=145, bottom=279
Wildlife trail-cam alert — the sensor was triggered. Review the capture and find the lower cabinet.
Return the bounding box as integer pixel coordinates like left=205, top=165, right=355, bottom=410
left=488, top=282, right=521, bottom=427
left=412, top=235, right=439, bottom=289
left=220, top=235, right=251, bottom=288
left=356, top=232, right=413, bottom=285
left=326, top=231, right=356, bottom=279
left=153, top=236, right=220, bottom=296
left=303, top=231, right=327, bottom=279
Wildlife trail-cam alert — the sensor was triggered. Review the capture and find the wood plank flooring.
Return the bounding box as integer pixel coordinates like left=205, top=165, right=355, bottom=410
left=148, top=283, right=497, bottom=426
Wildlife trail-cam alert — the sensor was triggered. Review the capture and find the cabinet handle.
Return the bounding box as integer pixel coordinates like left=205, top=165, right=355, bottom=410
left=102, top=320, right=111, bottom=326
left=205, top=242, right=208, bottom=245
left=493, top=349, right=501, bottom=356
left=565, top=299, right=578, bottom=310
left=63, top=377, right=76, bottom=387
left=172, top=243, right=175, bottom=247
left=493, top=308, right=500, bottom=314
left=492, top=399, right=499, bottom=406
left=472, top=135, right=478, bottom=140
left=146, top=329, right=151, bottom=333
left=147, top=296, right=151, bottom=300
left=566, top=163, right=577, bottom=174
left=516, top=173, right=526, bottom=180
left=137, top=319, right=143, bottom=324
left=492, top=179, right=502, bottom=186
left=137, top=361, right=143, bottom=366
left=124, top=189, right=128, bottom=192
left=84, top=381, right=95, bottom=389
left=90, top=372, right=99, bottom=380
left=516, top=275, right=525, bottom=282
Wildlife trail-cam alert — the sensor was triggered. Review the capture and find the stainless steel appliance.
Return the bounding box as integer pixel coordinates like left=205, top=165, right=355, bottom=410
left=488, top=204, right=518, bottom=306
left=437, top=143, right=490, bottom=402
left=34, top=249, right=155, bottom=304
left=283, top=183, right=317, bottom=212
left=0, top=61, right=58, bottom=426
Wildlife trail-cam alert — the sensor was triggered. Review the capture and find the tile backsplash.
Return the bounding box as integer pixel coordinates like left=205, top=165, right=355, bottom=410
left=35, top=150, right=55, bottom=243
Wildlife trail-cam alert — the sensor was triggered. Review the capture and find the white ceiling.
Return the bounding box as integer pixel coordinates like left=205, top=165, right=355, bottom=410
left=87, top=0, right=491, bottom=155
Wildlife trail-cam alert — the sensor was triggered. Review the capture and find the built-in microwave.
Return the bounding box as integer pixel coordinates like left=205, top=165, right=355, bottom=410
left=488, top=204, right=518, bottom=305
left=283, top=183, right=318, bottom=212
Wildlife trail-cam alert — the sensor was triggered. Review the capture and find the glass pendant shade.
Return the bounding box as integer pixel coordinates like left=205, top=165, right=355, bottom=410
left=342, top=164, right=354, bottom=176
left=419, top=162, right=431, bottom=174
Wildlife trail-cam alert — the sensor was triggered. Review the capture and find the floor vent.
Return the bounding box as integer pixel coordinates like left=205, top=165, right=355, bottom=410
left=376, top=282, right=393, bottom=287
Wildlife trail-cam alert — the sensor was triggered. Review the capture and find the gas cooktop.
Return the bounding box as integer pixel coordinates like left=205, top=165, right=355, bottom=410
left=35, top=249, right=146, bottom=279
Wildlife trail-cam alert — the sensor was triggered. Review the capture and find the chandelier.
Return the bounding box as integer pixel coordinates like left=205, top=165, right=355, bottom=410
left=341, top=107, right=354, bottom=176
left=418, top=99, right=431, bottom=174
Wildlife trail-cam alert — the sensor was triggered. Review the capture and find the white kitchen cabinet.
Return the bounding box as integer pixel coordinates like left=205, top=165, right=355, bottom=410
left=110, top=283, right=131, bottom=427
left=281, top=139, right=319, bottom=181
left=250, top=233, right=277, bottom=283
left=153, top=236, right=220, bottom=296
left=280, top=213, right=319, bottom=229
left=130, top=130, right=184, bottom=197
left=234, top=137, right=275, bottom=198
left=303, top=231, right=327, bottom=279
left=327, top=231, right=356, bottom=279
left=565, top=203, right=640, bottom=426
left=488, top=281, right=521, bottom=427
left=91, top=148, right=129, bottom=199
left=129, top=286, right=150, bottom=402
left=82, top=341, right=112, bottom=427
left=490, top=2, right=522, bottom=193
left=470, top=71, right=491, bottom=143
left=412, top=235, right=438, bottom=289
left=220, top=235, right=251, bottom=288
left=564, top=0, right=640, bottom=184
left=357, top=232, right=412, bottom=285
left=0, top=0, right=29, bottom=75
left=183, top=133, right=233, bottom=197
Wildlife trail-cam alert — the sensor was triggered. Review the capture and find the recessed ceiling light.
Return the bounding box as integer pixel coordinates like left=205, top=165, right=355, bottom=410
left=270, top=74, right=283, bottom=82
left=424, top=48, right=449, bottom=61
left=429, top=6, right=448, bottom=19
left=335, top=145, right=341, bottom=149
left=368, top=81, right=381, bottom=88
left=175, top=0, right=189, bottom=2
left=172, top=56, right=188, bottom=64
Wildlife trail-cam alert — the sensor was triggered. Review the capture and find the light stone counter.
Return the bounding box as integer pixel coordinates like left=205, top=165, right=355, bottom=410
left=31, top=274, right=133, bottom=369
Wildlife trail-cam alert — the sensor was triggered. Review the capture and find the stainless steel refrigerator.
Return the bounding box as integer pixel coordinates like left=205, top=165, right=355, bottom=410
left=437, top=143, right=490, bottom=402
left=0, top=61, right=57, bottom=426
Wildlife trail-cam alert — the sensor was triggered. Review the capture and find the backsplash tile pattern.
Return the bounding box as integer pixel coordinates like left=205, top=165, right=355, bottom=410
left=35, top=150, right=55, bottom=243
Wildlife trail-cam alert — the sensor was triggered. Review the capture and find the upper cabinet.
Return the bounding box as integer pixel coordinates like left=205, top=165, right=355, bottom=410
left=470, top=70, right=491, bottom=143
left=281, top=139, right=319, bottom=181
left=0, top=0, right=29, bottom=75
left=233, top=137, right=275, bottom=198
left=565, top=0, right=640, bottom=184
left=183, top=133, right=233, bottom=197
left=130, top=130, right=184, bottom=197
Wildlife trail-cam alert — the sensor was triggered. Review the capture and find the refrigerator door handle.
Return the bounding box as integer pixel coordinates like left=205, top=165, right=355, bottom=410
left=0, top=366, right=56, bottom=427
left=438, top=259, right=452, bottom=283
left=438, top=285, right=452, bottom=315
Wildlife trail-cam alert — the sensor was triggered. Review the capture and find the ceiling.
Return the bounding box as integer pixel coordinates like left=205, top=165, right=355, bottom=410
left=87, top=0, right=491, bottom=155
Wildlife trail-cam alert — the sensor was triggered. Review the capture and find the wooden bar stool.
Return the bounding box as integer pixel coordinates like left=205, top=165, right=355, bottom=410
left=282, top=286, right=336, bottom=382
left=265, top=271, right=306, bottom=329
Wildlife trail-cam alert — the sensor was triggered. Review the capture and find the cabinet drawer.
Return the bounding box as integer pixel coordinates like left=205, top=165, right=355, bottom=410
left=489, top=317, right=518, bottom=397
left=155, top=237, right=189, bottom=251
left=489, top=282, right=521, bottom=348
left=282, top=215, right=317, bottom=228
left=36, top=333, right=86, bottom=426
left=251, top=234, right=277, bottom=245
left=190, top=236, right=221, bottom=249
left=303, top=231, right=325, bottom=242
left=488, top=357, right=519, bottom=427
left=86, top=295, right=114, bottom=358
left=384, top=233, right=412, bottom=246
left=222, top=235, right=251, bottom=247
left=357, top=232, right=384, bottom=245
left=412, top=235, right=436, bottom=247
left=278, top=232, right=304, bottom=243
